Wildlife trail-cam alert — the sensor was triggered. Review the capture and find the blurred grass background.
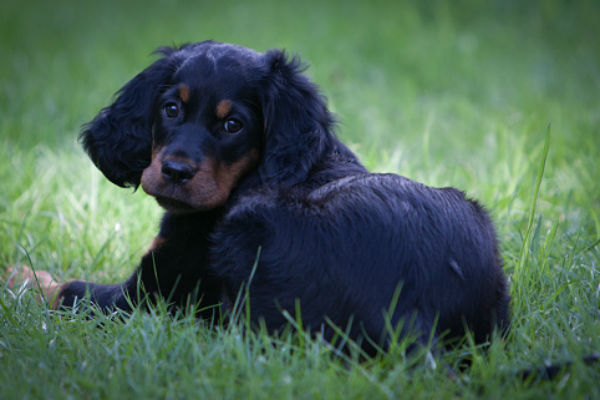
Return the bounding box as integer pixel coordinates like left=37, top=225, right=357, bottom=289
left=1, top=0, right=599, bottom=398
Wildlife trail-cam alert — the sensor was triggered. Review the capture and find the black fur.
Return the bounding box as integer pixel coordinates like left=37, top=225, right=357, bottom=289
left=65, top=41, right=510, bottom=354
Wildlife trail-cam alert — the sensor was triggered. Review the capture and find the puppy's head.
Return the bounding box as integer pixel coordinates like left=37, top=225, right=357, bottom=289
left=81, top=41, right=333, bottom=212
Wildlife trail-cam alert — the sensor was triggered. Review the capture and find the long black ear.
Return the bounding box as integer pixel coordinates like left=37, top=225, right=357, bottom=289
left=258, top=50, right=335, bottom=187
left=79, top=48, right=179, bottom=188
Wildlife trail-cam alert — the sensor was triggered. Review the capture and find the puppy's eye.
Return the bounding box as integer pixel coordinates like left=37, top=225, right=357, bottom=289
left=223, top=118, right=243, bottom=134
left=163, top=102, right=180, bottom=118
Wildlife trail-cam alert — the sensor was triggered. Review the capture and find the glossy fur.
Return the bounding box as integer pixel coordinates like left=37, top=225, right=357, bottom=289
left=62, top=41, right=509, bottom=353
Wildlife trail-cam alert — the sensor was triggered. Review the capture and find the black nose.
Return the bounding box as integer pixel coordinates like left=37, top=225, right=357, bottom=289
left=161, top=160, right=197, bottom=184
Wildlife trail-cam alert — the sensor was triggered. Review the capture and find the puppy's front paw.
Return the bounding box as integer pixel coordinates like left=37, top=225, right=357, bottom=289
left=7, top=265, right=62, bottom=307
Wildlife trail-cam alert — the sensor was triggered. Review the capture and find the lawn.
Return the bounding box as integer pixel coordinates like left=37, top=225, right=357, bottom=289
left=1, top=0, right=599, bottom=398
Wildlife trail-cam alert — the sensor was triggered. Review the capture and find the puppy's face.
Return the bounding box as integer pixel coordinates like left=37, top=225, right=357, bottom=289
left=140, top=49, right=262, bottom=212
left=82, top=41, right=332, bottom=207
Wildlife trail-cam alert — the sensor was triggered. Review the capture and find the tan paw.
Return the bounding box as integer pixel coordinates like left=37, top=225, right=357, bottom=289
left=7, top=265, right=62, bottom=307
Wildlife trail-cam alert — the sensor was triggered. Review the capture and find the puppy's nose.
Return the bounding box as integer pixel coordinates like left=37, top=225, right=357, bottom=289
left=161, top=160, right=197, bottom=184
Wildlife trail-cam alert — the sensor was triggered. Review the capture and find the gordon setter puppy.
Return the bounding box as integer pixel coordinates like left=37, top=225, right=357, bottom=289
left=12, top=41, right=509, bottom=353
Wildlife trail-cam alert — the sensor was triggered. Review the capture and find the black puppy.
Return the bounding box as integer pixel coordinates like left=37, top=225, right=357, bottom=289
left=18, top=41, right=510, bottom=352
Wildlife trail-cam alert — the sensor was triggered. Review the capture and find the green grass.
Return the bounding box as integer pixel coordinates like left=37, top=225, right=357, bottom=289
left=1, top=0, right=599, bottom=398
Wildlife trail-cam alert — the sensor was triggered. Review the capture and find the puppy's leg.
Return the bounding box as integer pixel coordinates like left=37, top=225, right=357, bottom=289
left=6, top=264, right=130, bottom=311
left=5, top=247, right=166, bottom=312
left=52, top=244, right=170, bottom=313
left=52, top=234, right=218, bottom=314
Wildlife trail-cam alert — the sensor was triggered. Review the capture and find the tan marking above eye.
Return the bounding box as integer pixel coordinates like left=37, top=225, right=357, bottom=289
left=178, top=84, right=190, bottom=103
left=216, top=100, right=233, bottom=119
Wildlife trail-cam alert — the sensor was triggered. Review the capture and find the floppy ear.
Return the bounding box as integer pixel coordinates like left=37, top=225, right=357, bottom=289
left=258, top=50, right=335, bottom=187
left=79, top=48, right=179, bottom=188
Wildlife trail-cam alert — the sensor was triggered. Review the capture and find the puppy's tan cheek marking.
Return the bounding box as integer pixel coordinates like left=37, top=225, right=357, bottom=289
left=151, top=145, right=164, bottom=161
left=187, top=157, right=219, bottom=203
left=179, top=84, right=190, bottom=103
left=216, top=150, right=260, bottom=188
left=212, top=149, right=260, bottom=200
left=216, top=100, right=233, bottom=119
left=141, top=147, right=166, bottom=195
left=187, top=149, right=259, bottom=208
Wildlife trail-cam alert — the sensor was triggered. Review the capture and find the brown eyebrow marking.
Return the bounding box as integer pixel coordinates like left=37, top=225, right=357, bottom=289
left=216, top=100, right=233, bottom=119
left=178, top=84, right=190, bottom=103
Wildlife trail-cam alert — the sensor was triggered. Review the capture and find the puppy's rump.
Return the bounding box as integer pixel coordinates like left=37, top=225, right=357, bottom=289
left=211, top=173, right=509, bottom=346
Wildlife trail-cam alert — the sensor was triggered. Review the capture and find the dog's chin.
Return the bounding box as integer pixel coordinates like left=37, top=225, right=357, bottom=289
left=141, top=167, right=233, bottom=213
left=147, top=188, right=229, bottom=214
left=154, top=196, right=201, bottom=214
